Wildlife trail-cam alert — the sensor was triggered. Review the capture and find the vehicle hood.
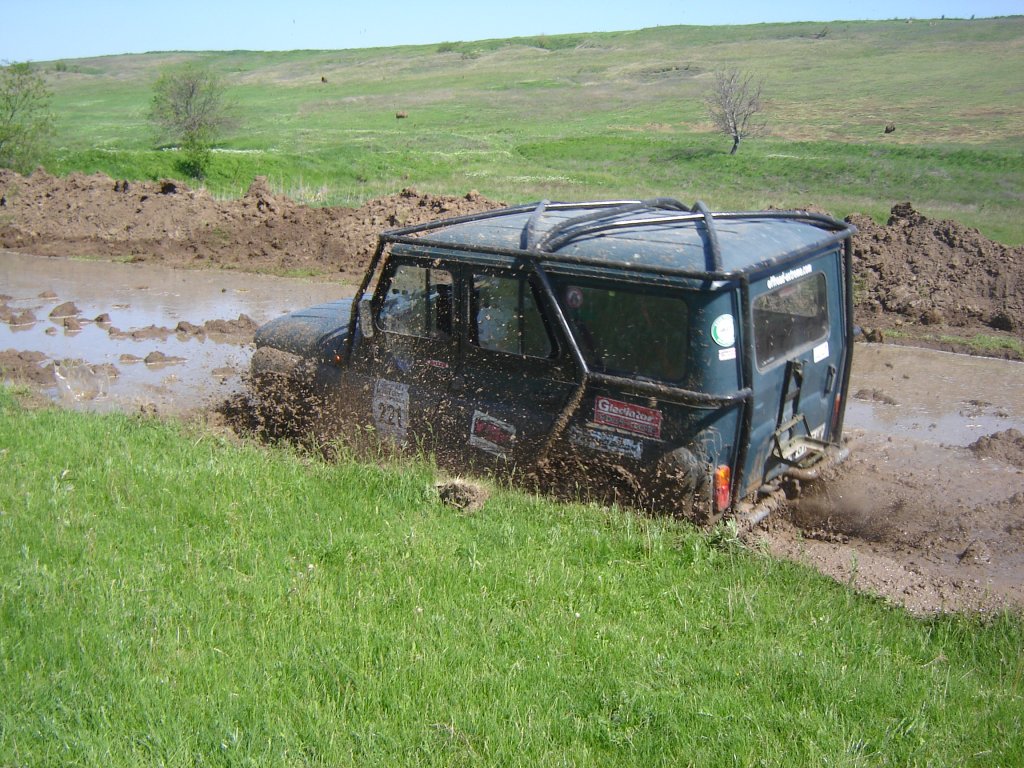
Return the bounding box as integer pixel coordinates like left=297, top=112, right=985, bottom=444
left=254, top=299, right=353, bottom=360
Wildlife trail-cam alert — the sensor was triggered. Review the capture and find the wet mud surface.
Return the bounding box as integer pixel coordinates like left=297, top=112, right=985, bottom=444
left=752, top=345, right=1024, bottom=615
left=0, top=250, right=345, bottom=413
left=1, top=174, right=1023, bottom=614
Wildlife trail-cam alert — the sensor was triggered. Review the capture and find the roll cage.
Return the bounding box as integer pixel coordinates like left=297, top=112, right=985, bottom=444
left=345, top=198, right=857, bottom=507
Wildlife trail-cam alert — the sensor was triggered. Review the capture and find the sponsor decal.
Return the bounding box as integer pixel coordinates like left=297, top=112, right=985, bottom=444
left=373, top=379, right=409, bottom=443
left=718, top=347, right=737, bottom=362
left=594, top=396, right=663, bottom=439
left=469, top=410, right=516, bottom=458
left=710, top=313, right=735, bottom=347
left=568, top=426, right=642, bottom=460
left=766, top=264, right=812, bottom=290
left=424, top=359, right=449, bottom=369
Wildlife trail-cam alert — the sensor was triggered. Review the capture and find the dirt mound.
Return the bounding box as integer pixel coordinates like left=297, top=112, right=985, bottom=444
left=848, top=202, right=1024, bottom=340
left=0, top=349, right=52, bottom=385
left=2, top=170, right=1022, bottom=356
left=969, top=428, right=1024, bottom=468
left=0, top=169, right=505, bottom=280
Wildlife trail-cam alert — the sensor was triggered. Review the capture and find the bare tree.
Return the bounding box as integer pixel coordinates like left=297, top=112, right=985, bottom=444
left=704, top=69, right=766, bottom=155
left=149, top=63, right=234, bottom=178
left=0, top=62, right=54, bottom=172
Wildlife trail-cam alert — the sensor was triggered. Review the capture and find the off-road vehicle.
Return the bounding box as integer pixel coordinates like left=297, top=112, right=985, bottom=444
left=251, top=198, right=856, bottom=520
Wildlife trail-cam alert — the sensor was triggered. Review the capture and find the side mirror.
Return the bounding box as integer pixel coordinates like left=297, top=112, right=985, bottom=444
left=358, top=297, right=375, bottom=338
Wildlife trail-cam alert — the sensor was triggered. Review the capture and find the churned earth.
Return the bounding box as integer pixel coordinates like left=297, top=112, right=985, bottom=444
left=1, top=169, right=1022, bottom=614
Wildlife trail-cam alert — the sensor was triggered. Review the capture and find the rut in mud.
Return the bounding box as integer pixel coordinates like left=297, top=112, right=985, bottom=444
left=1, top=169, right=1023, bottom=614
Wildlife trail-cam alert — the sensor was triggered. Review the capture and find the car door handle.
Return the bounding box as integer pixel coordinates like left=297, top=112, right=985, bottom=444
left=450, top=375, right=465, bottom=393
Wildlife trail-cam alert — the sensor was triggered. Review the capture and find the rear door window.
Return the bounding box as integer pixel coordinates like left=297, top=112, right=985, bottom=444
left=557, top=282, right=688, bottom=382
left=753, top=271, right=829, bottom=368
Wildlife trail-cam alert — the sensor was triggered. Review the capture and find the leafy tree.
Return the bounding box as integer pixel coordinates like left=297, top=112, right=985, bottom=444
left=704, top=69, right=766, bottom=155
left=0, top=62, right=54, bottom=172
left=149, top=63, right=234, bottom=179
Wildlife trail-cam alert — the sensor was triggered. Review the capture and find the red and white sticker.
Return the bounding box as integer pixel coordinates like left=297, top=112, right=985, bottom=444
left=593, top=396, right=663, bottom=439
left=469, top=410, right=516, bottom=458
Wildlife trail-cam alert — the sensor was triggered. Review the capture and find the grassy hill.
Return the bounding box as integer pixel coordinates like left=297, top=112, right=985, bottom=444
left=34, top=17, right=1024, bottom=242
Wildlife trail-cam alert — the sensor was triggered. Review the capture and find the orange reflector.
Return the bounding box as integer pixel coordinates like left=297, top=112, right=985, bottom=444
left=714, top=465, right=731, bottom=512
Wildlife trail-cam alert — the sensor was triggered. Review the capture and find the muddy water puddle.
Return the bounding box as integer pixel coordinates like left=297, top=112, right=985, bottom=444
left=1, top=251, right=349, bottom=412
left=845, top=343, right=1024, bottom=446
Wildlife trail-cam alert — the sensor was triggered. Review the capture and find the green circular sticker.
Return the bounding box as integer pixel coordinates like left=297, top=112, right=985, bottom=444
left=711, top=314, right=735, bottom=347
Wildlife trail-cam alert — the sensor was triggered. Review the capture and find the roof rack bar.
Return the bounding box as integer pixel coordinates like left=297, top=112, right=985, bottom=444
left=381, top=199, right=645, bottom=240
left=693, top=200, right=723, bottom=272
left=533, top=198, right=690, bottom=252
left=383, top=219, right=853, bottom=283
left=520, top=199, right=549, bottom=250
left=538, top=213, right=705, bottom=253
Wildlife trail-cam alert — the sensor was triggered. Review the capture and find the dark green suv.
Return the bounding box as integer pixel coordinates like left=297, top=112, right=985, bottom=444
left=252, top=198, right=856, bottom=520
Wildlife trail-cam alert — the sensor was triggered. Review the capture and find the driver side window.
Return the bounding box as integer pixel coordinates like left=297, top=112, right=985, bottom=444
left=378, top=263, right=453, bottom=339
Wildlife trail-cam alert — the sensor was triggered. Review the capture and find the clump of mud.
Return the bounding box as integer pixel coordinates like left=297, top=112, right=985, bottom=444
left=436, top=479, right=491, bottom=513
left=969, top=429, right=1024, bottom=468
left=0, top=349, right=53, bottom=385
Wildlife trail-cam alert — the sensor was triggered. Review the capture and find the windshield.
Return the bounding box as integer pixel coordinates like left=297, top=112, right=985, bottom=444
left=556, top=281, right=689, bottom=382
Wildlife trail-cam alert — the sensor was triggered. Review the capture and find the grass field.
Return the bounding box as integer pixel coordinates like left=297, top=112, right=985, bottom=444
left=31, top=17, right=1024, bottom=243
left=1, top=389, right=1022, bottom=766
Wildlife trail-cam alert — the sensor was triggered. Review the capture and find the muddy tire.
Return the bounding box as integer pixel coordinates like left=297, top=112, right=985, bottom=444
left=249, top=347, right=317, bottom=440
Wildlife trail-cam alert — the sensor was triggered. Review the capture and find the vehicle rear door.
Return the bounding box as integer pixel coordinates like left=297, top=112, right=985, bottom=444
left=547, top=277, right=739, bottom=499
left=745, top=251, right=847, bottom=485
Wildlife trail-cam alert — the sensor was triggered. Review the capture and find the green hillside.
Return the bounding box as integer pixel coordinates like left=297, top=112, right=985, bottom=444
left=33, top=17, right=1024, bottom=243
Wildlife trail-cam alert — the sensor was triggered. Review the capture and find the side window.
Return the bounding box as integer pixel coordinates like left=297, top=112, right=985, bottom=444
left=378, top=264, right=454, bottom=339
left=753, top=272, right=829, bottom=368
left=471, top=274, right=553, bottom=358
left=559, top=283, right=689, bottom=382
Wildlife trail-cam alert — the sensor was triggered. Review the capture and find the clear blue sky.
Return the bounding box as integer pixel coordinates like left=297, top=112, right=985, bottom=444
left=2, top=0, right=1021, bottom=62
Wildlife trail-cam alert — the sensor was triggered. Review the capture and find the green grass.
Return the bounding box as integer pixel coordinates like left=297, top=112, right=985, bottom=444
left=885, top=328, right=1024, bottom=357
left=24, top=17, right=1024, bottom=244
left=1, top=388, right=1022, bottom=766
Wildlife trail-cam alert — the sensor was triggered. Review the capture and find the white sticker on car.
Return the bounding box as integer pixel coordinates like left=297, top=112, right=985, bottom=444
left=711, top=314, right=736, bottom=347
left=568, top=426, right=643, bottom=460
left=766, top=263, right=812, bottom=290
left=813, top=341, right=830, bottom=363
left=718, top=347, right=737, bottom=361
left=373, top=379, right=409, bottom=443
